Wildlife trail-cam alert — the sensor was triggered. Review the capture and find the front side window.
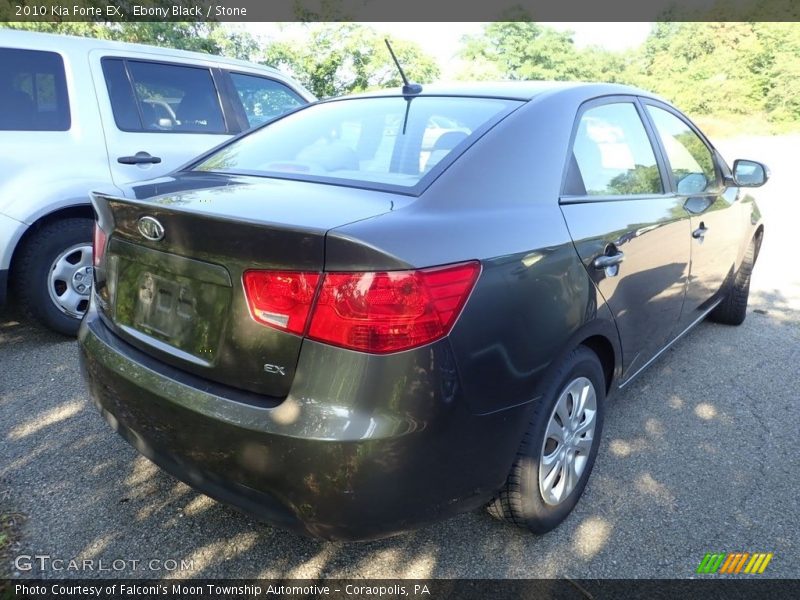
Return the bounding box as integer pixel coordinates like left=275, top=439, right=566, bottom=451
left=102, top=58, right=226, bottom=134
left=646, top=105, right=718, bottom=195
left=565, top=102, right=663, bottom=196
left=0, top=48, right=70, bottom=131
left=193, top=96, right=519, bottom=191
left=229, top=73, right=304, bottom=127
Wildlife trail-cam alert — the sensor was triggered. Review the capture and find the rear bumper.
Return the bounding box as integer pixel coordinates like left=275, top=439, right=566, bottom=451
left=78, top=302, right=529, bottom=540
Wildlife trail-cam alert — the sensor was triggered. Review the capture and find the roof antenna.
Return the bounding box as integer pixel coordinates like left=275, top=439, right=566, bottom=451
left=385, top=39, right=422, bottom=95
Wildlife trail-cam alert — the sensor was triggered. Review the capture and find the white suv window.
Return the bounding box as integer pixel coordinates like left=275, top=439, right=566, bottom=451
left=101, top=58, right=226, bottom=134
left=0, top=48, right=70, bottom=131
left=228, top=72, right=304, bottom=127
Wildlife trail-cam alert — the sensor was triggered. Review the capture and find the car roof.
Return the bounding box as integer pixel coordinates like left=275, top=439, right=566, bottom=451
left=0, top=28, right=295, bottom=83
left=338, top=81, right=663, bottom=103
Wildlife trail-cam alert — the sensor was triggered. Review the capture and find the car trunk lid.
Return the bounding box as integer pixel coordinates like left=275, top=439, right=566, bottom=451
left=92, top=174, right=407, bottom=398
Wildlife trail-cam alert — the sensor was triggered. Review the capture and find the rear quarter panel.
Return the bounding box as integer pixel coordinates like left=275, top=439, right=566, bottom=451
left=328, top=90, right=622, bottom=415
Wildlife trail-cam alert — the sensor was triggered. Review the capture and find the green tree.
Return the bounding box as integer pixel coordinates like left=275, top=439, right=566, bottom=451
left=2, top=20, right=259, bottom=60
left=259, top=23, right=440, bottom=98
left=456, top=21, right=800, bottom=125
left=636, top=23, right=765, bottom=116
left=456, top=22, right=640, bottom=85
left=459, top=22, right=592, bottom=81
left=634, top=22, right=800, bottom=124
left=751, top=23, right=800, bottom=123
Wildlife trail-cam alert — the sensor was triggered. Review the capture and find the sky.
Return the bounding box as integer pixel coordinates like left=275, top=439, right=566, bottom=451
left=243, top=22, right=654, bottom=78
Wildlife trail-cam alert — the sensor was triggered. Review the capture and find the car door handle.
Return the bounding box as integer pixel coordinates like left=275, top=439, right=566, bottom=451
left=117, top=152, right=162, bottom=165
left=593, top=251, right=625, bottom=270
left=692, top=224, right=709, bottom=239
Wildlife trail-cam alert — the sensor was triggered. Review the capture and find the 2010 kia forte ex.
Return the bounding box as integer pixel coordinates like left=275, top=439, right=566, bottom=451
left=78, top=82, right=768, bottom=541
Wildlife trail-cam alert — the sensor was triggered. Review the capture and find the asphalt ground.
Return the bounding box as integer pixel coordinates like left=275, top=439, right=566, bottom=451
left=1, top=135, right=797, bottom=580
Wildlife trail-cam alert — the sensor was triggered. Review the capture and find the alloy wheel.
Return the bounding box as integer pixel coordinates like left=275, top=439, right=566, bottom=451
left=539, top=376, right=598, bottom=506
left=47, top=243, right=93, bottom=318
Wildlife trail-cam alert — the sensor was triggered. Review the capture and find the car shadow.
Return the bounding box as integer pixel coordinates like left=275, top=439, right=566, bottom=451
left=2, top=281, right=798, bottom=578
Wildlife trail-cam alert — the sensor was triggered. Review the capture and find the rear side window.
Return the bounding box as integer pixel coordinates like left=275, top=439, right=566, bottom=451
left=229, top=72, right=304, bottom=127
left=193, top=96, right=519, bottom=192
left=101, top=59, right=140, bottom=131
left=565, top=102, right=662, bottom=196
left=646, top=105, right=718, bottom=194
left=0, top=48, right=70, bottom=131
left=102, top=58, right=226, bottom=134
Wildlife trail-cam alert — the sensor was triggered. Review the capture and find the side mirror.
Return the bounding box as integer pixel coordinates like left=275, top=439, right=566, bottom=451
left=733, top=159, right=769, bottom=187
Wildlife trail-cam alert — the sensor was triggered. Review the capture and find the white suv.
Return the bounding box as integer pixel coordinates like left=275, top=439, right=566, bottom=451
left=0, top=29, right=314, bottom=334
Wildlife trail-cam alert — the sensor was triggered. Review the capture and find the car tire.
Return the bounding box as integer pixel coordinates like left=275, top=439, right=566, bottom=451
left=12, top=218, right=94, bottom=336
left=708, top=235, right=759, bottom=326
left=487, top=346, right=605, bottom=533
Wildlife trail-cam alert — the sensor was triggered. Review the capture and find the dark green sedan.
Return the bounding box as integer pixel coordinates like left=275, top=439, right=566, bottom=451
left=79, top=82, right=768, bottom=540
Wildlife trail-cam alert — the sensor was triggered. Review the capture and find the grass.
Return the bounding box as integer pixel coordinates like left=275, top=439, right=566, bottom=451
left=0, top=476, right=25, bottom=586
left=692, top=113, right=800, bottom=140
left=0, top=528, right=7, bottom=599
left=0, top=509, right=25, bottom=581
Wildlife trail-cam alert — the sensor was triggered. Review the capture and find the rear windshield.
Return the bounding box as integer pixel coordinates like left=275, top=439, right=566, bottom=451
left=192, top=96, right=520, bottom=192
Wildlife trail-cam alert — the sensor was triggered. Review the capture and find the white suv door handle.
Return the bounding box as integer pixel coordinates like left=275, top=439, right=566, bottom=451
left=118, top=151, right=162, bottom=165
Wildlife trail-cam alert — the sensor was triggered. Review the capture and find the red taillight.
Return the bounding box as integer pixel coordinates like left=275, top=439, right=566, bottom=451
left=243, top=261, right=480, bottom=353
left=92, top=223, right=107, bottom=268
left=243, top=271, right=320, bottom=335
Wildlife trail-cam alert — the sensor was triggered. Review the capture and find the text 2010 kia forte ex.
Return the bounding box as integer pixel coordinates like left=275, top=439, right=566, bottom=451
left=79, top=82, right=768, bottom=540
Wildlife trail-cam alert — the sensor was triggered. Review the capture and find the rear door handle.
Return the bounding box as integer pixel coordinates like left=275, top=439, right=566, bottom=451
left=117, top=152, right=162, bottom=165
left=692, top=224, right=709, bottom=239
left=593, top=251, right=625, bottom=270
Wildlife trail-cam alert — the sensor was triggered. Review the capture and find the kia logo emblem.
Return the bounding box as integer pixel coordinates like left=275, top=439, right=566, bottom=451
left=137, top=216, right=165, bottom=241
